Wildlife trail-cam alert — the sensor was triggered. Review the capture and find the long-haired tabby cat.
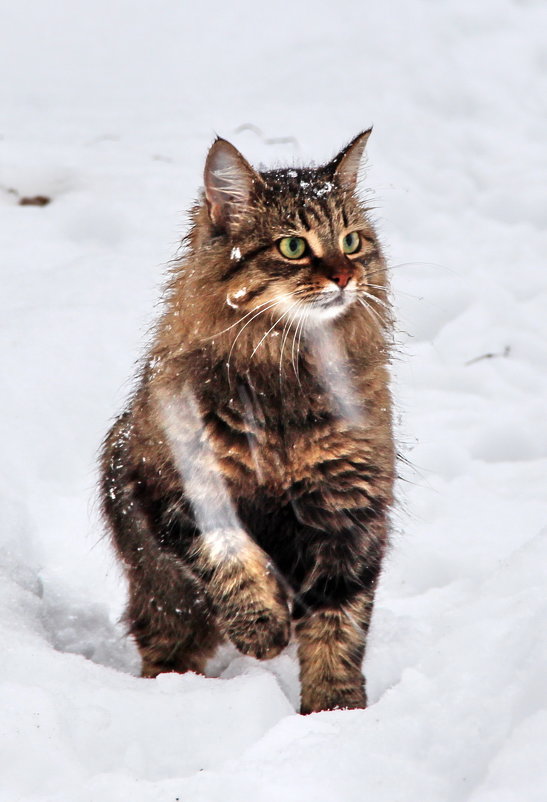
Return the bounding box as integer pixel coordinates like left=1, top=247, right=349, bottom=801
left=100, top=130, right=395, bottom=714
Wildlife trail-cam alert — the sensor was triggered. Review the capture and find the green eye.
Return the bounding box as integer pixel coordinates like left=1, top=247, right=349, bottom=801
left=342, top=231, right=361, bottom=255
left=278, top=236, right=307, bottom=260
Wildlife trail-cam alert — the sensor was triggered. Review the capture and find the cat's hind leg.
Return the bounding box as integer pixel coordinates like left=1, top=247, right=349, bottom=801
left=101, top=422, right=223, bottom=678
left=125, top=551, right=223, bottom=678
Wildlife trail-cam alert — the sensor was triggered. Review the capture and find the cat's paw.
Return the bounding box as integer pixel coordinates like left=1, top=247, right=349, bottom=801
left=300, top=684, right=367, bottom=714
left=225, top=599, right=291, bottom=660
left=199, top=534, right=292, bottom=659
left=214, top=564, right=291, bottom=659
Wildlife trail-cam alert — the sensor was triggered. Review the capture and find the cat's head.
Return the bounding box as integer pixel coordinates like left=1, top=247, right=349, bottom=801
left=191, top=132, right=387, bottom=331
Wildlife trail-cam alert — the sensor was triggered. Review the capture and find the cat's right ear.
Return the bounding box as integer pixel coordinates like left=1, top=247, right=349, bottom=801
left=204, top=138, right=261, bottom=231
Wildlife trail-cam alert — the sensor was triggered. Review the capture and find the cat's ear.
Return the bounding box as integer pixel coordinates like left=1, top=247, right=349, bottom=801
left=330, top=128, right=372, bottom=192
left=204, top=138, right=261, bottom=230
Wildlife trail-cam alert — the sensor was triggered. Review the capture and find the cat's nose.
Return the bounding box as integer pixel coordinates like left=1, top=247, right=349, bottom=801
left=330, top=268, right=352, bottom=289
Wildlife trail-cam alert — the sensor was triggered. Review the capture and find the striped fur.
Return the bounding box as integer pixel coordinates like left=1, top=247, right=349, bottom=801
left=100, top=133, right=395, bottom=713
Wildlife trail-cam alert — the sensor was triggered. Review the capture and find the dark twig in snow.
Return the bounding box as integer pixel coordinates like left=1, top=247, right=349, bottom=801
left=465, top=346, right=511, bottom=366
left=234, top=123, right=300, bottom=151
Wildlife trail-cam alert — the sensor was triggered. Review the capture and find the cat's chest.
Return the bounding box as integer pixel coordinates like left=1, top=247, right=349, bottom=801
left=205, top=388, right=368, bottom=494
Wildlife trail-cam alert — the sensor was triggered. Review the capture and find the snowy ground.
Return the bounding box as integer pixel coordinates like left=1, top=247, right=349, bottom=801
left=1, top=1, right=547, bottom=800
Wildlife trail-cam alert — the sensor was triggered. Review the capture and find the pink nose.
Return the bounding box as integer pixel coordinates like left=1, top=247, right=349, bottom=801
left=330, top=270, right=352, bottom=289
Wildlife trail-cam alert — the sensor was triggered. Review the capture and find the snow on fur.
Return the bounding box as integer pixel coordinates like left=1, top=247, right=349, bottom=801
left=1, top=0, right=547, bottom=799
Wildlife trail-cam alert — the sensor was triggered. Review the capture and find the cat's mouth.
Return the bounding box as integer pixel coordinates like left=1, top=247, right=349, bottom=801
left=315, top=292, right=345, bottom=308
left=309, top=287, right=355, bottom=320
left=276, top=286, right=355, bottom=324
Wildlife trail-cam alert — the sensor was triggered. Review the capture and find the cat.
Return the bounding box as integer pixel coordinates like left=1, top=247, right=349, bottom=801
left=99, top=130, right=395, bottom=714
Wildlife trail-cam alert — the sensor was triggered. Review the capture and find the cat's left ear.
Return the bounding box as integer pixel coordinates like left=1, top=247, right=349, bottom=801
left=330, top=128, right=372, bottom=192
left=204, top=138, right=262, bottom=231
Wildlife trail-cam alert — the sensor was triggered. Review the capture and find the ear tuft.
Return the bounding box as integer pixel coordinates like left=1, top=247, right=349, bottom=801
left=204, top=138, right=260, bottom=230
left=331, top=128, right=372, bottom=192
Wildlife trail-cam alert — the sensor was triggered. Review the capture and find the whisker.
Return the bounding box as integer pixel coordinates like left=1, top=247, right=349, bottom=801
left=365, top=260, right=449, bottom=283
left=278, top=302, right=303, bottom=379
left=359, top=289, right=391, bottom=312
left=203, top=297, right=276, bottom=340
left=366, top=281, right=423, bottom=302
left=279, top=302, right=303, bottom=385
left=364, top=282, right=389, bottom=291
left=357, top=297, right=386, bottom=332
left=226, top=298, right=286, bottom=381
left=249, top=299, right=301, bottom=359
left=291, top=303, right=308, bottom=382
left=226, top=288, right=311, bottom=382
left=285, top=302, right=306, bottom=387
left=294, top=306, right=311, bottom=384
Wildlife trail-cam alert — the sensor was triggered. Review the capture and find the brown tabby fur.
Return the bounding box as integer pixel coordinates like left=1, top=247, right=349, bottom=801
left=100, top=131, right=395, bottom=713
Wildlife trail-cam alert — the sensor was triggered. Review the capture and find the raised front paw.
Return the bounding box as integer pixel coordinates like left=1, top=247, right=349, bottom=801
left=211, top=558, right=291, bottom=659
left=225, top=597, right=291, bottom=660
left=196, top=532, right=292, bottom=659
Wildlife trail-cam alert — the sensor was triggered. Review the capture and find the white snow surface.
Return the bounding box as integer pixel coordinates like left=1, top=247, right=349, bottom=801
left=1, top=1, right=547, bottom=800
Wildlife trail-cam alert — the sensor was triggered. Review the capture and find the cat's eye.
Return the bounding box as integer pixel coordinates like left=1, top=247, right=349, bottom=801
left=342, top=231, right=361, bottom=255
left=278, top=236, right=308, bottom=260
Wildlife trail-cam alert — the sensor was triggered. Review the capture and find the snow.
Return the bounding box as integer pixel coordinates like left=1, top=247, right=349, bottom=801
left=1, top=0, right=547, bottom=800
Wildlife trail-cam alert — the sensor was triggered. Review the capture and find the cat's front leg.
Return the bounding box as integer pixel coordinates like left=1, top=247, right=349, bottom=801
left=154, top=386, right=291, bottom=659
left=291, top=470, right=389, bottom=712
left=295, top=590, right=373, bottom=714
left=193, top=528, right=291, bottom=660
left=294, top=518, right=385, bottom=715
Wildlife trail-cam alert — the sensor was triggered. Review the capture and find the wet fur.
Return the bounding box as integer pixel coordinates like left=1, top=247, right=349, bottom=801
left=100, top=133, right=396, bottom=713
